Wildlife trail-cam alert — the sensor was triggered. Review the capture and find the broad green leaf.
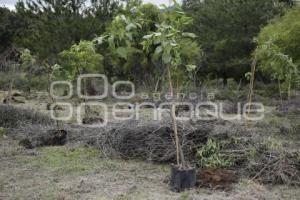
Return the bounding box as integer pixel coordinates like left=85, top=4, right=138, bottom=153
left=182, top=32, right=197, bottom=38
left=162, top=52, right=172, bottom=64
left=160, top=4, right=168, bottom=10
left=136, top=23, right=142, bottom=29
left=143, top=34, right=153, bottom=39
left=108, top=36, right=115, bottom=49
left=120, top=15, right=126, bottom=21
left=154, top=46, right=163, bottom=55
left=176, top=11, right=185, bottom=15
left=126, top=23, right=137, bottom=31
left=125, top=33, right=133, bottom=41
left=186, top=64, right=197, bottom=71
left=93, top=36, right=105, bottom=45
left=116, top=47, right=128, bottom=60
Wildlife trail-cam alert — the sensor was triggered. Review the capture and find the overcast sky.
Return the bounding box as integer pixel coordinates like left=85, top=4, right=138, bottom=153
left=0, top=0, right=178, bottom=10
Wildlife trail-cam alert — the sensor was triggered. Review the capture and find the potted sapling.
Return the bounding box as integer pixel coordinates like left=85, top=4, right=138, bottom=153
left=142, top=11, right=201, bottom=192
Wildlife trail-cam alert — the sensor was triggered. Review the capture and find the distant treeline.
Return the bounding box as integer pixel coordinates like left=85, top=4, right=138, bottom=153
left=0, top=0, right=299, bottom=92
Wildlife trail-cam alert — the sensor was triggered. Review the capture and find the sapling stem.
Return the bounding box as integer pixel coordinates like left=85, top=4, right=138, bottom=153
left=166, top=64, right=185, bottom=166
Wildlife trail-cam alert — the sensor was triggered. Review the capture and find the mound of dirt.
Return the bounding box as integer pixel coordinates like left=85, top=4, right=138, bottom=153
left=197, top=168, right=238, bottom=190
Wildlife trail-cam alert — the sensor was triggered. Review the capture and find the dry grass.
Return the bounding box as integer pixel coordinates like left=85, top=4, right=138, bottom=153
left=1, top=139, right=300, bottom=200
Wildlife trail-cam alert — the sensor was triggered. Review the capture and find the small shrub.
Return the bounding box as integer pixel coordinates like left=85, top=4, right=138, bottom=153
left=256, top=83, right=280, bottom=98
left=214, top=89, right=236, bottom=101
left=226, top=78, right=240, bottom=90
left=196, top=138, right=233, bottom=168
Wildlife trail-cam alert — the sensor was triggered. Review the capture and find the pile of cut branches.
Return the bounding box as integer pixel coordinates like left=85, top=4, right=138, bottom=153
left=248, top=148, right=300, bottom=186
left=210, top=137, right=300, bottom=186
left=0, top=104, right=53, bottom=128
left=90, top=120, right=211, bottom=163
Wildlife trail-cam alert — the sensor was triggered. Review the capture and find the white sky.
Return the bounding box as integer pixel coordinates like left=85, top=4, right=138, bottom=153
left=0, top=0, right=16, bottom=10
left=0, top=0, right=179, bottom=10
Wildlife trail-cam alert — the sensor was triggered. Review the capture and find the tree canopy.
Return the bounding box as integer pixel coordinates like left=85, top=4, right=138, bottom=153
left=60, top=40, right=103, bottom=80
left=255, top=8, right=300, bottom=91
left=183, top=0, right=286, bottom=84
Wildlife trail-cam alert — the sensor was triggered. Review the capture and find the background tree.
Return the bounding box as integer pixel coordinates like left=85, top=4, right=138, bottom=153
left=94, top=3, right=164, bottom=87
left=14, top=0, right=122, bottom=68
left=60, top=40, right=103, bottom=80
left=0, top=7, right=26, bottom=54
left=255, top=8, right=300, bottom=99
left=183, top=0, right=285, bottom=85
left=59, top=40, right=103, bottom=120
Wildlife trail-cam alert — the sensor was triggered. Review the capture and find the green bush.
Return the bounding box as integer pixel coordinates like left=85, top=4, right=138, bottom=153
left=196, top=138, right=233, bottom=168
left=0, top=73, right=48, bottom=91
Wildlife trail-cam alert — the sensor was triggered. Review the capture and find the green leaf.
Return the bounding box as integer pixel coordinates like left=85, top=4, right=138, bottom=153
left=93, top=36, right=105, bottom=45
left=182, top=32, right=197, bottom=38
left=170, top=42, right=177, bottom=47
left=154, top=46, right=163, bottom=56
left=176, top=11, right=185, bottom=15
left=126, top=23, right=137, bottom=31
left=162, top=52, right=172, bottom=64
left=136, top=23, right=142, bottom=29
left=108, top=36, right=115, bottom=49
left=120, top=15, right=126, bottom=22
left=125, top=33, right=133, bottom=41
left=186, top=64, right=197, bottom=71
left=160, top=4, right=168, bottom=10
left=143, top=34, right=153, bottom=39
left=116, top=47, right=127, bottom=60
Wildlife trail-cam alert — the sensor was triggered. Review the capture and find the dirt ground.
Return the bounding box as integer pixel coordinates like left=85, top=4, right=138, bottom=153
left=1, top=140, right=299, bottom=200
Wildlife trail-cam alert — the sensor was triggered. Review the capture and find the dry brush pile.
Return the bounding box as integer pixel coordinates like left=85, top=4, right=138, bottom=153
left=1, top=104, right=300, bottom=187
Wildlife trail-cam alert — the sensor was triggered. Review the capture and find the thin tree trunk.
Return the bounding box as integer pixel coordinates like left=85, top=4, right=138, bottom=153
left=83, top=77, right=91, bottom=118
left=7, top=63, right=16, bottom=105
left=46, top=64, right=53, bottom=103
left=237, top=79, right=242, bottom=92
left=246, top=57, right=257, bottom=127
left=166, top=64, right=185, bottom=166
left=155, top=75, right=161, bottom=92
left=176, top=75, right=179, bottom=94
left=82, top=61, right=91, bottom=118
left=157, top=67, right=166, bottom=93
left=287, top=72, right=292, bottom=101
left=278, top=79, right=283, bottom=105
left=46, top=63, right=60, bottom=129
